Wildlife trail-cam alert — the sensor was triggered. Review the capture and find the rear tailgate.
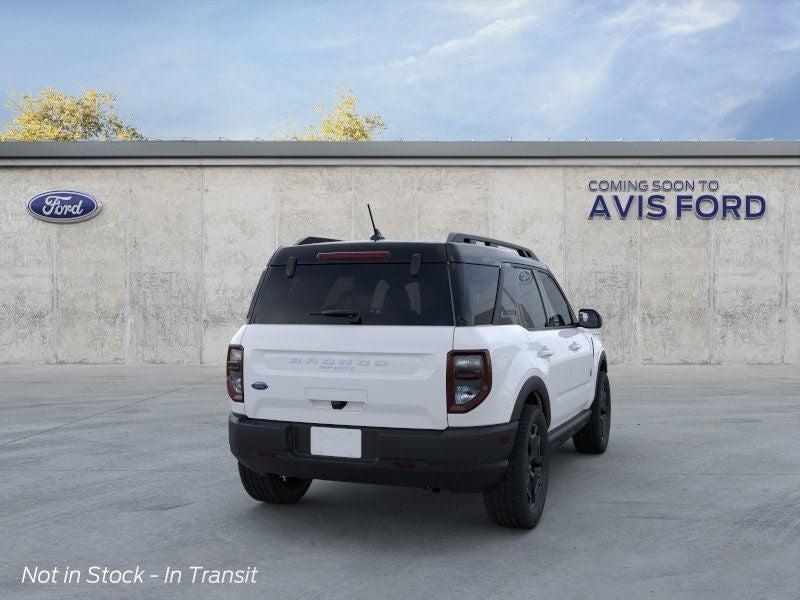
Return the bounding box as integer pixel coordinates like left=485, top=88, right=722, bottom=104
left=242, top=325, right=453, bottom=429
left=242, top=251, right=455, bottom=430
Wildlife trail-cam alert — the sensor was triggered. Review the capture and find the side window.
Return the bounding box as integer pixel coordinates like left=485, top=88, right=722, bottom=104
left=514, top=268, right=547, bottom=329
left=496, top=267, right=519, bottom=326
left=538, top=272, right=575, bottom=327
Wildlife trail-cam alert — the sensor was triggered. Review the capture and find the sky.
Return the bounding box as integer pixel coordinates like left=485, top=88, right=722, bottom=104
left=1, top=0, right=799, bottom=140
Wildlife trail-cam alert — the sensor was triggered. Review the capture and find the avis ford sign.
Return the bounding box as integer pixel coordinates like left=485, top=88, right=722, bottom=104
left=587, top=179, right=766, bottom=220
left=27, top=191, right=102, bottom=223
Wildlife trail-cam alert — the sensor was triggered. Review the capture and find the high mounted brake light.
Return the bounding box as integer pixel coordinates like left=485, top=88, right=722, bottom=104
left=316, top=251, right=391, bottom=261
left=447, top=350, right=492, bottom=413
left=227, top=345, right=244, bottom=402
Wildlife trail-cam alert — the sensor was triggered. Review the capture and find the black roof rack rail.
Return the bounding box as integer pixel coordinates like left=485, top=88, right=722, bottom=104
left=295, top=236, right=341, bottom=245
left=447, top=232, right=538, bottom=260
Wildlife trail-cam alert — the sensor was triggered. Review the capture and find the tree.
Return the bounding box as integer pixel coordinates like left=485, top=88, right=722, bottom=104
left=0, top=87, right=143, bottom=141
left=291, top=87, right=386, bottom=141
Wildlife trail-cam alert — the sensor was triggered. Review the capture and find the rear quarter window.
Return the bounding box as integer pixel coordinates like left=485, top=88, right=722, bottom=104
left=450, top=264, right=500, bottom=326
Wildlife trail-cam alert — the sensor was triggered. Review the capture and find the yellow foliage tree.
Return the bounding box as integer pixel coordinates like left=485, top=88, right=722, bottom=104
left=291, top=87, right=386, bottom=141
left=0, top=87, right=143, bottom=141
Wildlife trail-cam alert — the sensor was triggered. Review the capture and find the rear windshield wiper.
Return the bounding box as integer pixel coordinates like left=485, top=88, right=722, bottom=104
left=310, top=309, right=362, bottom=324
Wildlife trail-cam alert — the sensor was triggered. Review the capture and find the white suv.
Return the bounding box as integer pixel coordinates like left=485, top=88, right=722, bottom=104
left=228, top=233, right=610, bottom=529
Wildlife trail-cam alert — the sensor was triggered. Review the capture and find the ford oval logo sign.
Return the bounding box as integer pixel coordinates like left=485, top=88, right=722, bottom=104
left=27, top=191, right=101, bottom=223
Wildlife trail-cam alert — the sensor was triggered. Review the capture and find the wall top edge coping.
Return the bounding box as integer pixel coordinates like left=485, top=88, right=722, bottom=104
left=0, top=140, right=798, bottom=161
left=1, top=158, right=798, bottom=168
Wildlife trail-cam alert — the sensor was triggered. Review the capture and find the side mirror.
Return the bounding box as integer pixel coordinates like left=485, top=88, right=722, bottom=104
left=578, top=308, right=603, bottom=329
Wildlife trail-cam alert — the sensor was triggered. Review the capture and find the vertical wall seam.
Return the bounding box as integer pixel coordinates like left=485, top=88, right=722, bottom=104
left=51, top=226, right=57, bottom=362
left=49, top=168, right=58, bottom=363
left=636, top=206, right=642, bottom=365
left=708, top=218, right=716, bottom=364
left=51, top=227, right=58, bottom=362
left=199, top=167, right=205, bottom=366
left=124, top=170, right=131, bottom=365
left=781, top=189, right=788, bottom=364
left=487, top=169, right=494, bottom=236
left=414, top=168, right=420, bottom=240
left=275, top=170, right=281, bottom=248
left=350, top=167, right=356, bottom=239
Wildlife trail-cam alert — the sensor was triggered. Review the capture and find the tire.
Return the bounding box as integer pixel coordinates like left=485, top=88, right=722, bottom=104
left=483, top=405, right=549, bottom=529
left=238, top=463, right=312, bottom=504
left=572, top=371, right=611, bottom=454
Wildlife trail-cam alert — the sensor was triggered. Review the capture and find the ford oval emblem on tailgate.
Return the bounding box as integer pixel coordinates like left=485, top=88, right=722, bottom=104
left=251, top=381, right=268, bottom=390
left=27, top=190, right=102, bottom=223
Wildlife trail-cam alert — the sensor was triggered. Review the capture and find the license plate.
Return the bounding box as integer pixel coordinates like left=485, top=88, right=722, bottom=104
left=310, top=427, right=362, bottom=458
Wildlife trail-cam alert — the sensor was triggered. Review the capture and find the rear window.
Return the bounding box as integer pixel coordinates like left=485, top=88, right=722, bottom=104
left=250, top=263, right=454, bottom=326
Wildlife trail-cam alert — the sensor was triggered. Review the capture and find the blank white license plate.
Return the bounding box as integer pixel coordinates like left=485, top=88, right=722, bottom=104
left=310, top=427, right=362, bottom=458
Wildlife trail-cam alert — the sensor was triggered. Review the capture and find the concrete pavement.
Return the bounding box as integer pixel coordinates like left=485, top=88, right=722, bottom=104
left=1, top=365, right=799, bottom=599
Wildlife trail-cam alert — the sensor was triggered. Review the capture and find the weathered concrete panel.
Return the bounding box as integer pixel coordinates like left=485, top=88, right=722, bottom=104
left=0, top=160, right=797, bottom=366
left=640, top=217, right=712, bottom=364
left=52, top=168, right=129, bottom=363
left=782, top=169, right=800, bottom=365
left=416, top=168, right=490, bottom=241
left=712, top=168, right=786, bottom=364
left=201, top=167, right=278, bottom=364
left=0, top=168, right=55, bottom=363
left=563, top=168, right=640, bottom=365
left=276, top=168, right=353, bottom=246
left=353, top=167, right=417, bottom=241
left=490, top=167, right=566, bottom=281
left=787, top=272, right=800, bottom=365
left=127, top=168, right=202, bottom=364
left=636, top=169, right=713, bottom=364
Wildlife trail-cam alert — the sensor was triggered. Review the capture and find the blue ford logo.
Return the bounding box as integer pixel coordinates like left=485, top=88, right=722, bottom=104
left=27, top=190, right=102, bottom=223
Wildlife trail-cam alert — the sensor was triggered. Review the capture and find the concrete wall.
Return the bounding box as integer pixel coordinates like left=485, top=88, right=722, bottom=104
left=1, top=164, right=797, bottom=365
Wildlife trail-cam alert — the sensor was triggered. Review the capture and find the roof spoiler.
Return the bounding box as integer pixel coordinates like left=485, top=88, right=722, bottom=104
left=447, top=232, right=538, bottom=260
left=295, top=236, right=341, bottom=245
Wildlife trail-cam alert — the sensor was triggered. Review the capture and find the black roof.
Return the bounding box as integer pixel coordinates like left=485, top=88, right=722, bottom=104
left=269, top=236, right=549, bottom=270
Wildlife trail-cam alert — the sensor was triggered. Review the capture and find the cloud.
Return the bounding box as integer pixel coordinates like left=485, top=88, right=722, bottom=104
left=777, top=38, right=800, bottom=52
left=376, top=0, right=754, bottom=137
left=383, top=14, right=535, bottom=82
left=440, top=0, right=534, bottom=19
left=661, top=0, right=740, bottom=35
left=606, top=0, right=740, bottom=36
left=517, top=0, right=788, bottom=138
left=594, top=0, right=799, bottom=137
left=306, top=36, right=362, bottom=51
left=5, top=0, right=795, bottom=140
left=524, top=36, right=627, bottom=135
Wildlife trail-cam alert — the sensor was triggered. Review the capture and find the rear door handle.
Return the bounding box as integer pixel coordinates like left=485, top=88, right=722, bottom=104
left=538, top=347, right=554, bottom=358
left=569, top=342, right=582, bottom=351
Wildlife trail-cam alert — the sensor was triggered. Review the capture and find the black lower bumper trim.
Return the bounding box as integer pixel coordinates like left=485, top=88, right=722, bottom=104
left=229, top=414, right=517, bottom=493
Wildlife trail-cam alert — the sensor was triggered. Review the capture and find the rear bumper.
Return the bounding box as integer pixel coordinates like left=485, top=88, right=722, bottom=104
left=229, top=413, right=517, bottom=493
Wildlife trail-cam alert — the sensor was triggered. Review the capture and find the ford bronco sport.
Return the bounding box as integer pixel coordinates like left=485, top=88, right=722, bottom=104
left=228, top=233, right=610, bottom=529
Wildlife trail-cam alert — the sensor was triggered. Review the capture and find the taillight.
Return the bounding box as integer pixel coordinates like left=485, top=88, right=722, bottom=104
left=316, top=251, right=391, bottom=261
left=447, top=350, right=492, bottom=413
left=227, top=345, right=244, bottom=402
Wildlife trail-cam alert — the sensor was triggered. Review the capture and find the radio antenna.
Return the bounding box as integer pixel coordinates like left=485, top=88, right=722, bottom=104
left=367, top=204, right=385, bottom=241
